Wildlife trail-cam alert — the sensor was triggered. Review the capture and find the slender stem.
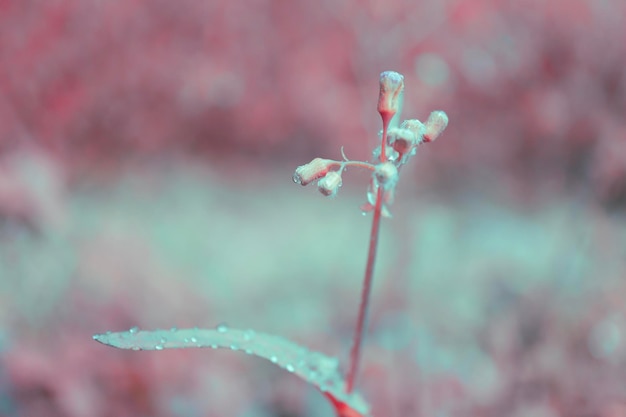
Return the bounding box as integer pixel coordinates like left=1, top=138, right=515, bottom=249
left=380, top=123, right=388, bottom=162
left=341, top=161, right=376, bottom=171
left=346, top=185, right=383, bottom=393
left=345, top=117, right=390, bottom=394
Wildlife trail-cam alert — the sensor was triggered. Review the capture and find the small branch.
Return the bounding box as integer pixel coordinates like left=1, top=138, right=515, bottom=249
left=341, top=161, right=376, bottom=172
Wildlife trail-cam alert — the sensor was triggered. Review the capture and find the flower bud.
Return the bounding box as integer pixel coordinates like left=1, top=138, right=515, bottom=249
left=317, top=171, right=342, bottom=197
left=423, top=110, right=449, bottom=143
left=400, top=119, right=425, bottom=141
left=374, top=162, right=399, bottom=188
left=377, top=71, right=404, bottom=123
left=293, top=158, right=334, bottom=186
left=387, top=128, right=417, bottom=154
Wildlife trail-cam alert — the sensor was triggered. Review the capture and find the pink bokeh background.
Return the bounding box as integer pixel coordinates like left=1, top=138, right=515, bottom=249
left=1, top=1, right=626, bottom=416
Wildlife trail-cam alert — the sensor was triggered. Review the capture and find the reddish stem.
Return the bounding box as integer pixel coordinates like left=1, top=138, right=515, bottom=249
left=346, top=185, right=383, bottom=393
left=345, top=115, right=390, bottom=394
left=379, top=119, right=389, bottom=161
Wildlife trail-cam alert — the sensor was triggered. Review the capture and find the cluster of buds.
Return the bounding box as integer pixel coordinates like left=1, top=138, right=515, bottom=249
left=293, top=157, right=343, bottom=197
left=293, top=71, right=448, bottom=216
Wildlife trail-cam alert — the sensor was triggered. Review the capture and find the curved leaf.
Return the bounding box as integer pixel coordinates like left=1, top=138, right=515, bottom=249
left=93, top=326, right=370, bottom=417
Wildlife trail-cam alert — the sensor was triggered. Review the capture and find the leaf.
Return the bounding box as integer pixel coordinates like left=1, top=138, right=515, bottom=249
left=93, top=326, right=371, bottom=417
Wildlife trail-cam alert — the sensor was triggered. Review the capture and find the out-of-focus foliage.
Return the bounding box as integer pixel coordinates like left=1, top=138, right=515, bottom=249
left=1, top=0, right=626, bottom=417
left=2, top=0, right=624, bottom=206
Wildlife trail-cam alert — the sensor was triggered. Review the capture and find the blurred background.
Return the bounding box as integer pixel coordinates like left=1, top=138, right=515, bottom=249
left=1, top=0, right=626, bottom=416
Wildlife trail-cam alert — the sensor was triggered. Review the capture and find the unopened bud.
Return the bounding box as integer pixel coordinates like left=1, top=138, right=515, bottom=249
left=293, top=158, right=334, bottom=186
left=387, top=128, right=417, bottom=154
left=374, top=162, right=399, bottom=188
left=317, top=171, right=343, bottom=197
left=377, top=71, right=404, bottom=123
left=423, top=111, right=448, bottom=143
left=400, top=119, right=425, bottom=142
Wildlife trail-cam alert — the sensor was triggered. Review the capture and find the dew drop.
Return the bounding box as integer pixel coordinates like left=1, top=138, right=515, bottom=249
left=190, top=337, right=198, bottom=343
left=243, top=329, right=255, bottom=341
left=292, top=173, right=301, bottom=184
left=155, top=345, right=164, bottom=350
left=230, top=344, right=239, bottom=351
left=170, top=327, right=177, bottom=332
left=210, top=343, right=218, bottom=349
left=286, top=364, right=295, bottom=373
left=216, top=323, right=229, bottom=333
left=129, top=327, right=139, bottom=334
left=131, top=346, right=140, bottom=351
left=160, top=337, right=167, bottom=344
left=270, top=355, right=278, bottom=363
left=183, top=338, right=190, bottom=343
left=244, top=348, right=253, bottom=355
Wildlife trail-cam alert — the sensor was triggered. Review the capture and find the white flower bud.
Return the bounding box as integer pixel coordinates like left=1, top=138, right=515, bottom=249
left=293, top=158, right=334, bottom=186
left=387, top=128, right=418, bottom=154
left=374, top=162, right=398, bottom=188
left=423, top=110, right=449, bottom=143
left=377, top=71, right=404, bottom=122
left=317, top=171, right=343, bottom=197
left=400, top=119, right=425, bottom=142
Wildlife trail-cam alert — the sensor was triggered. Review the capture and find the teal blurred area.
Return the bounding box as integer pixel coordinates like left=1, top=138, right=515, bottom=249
left=1, top=0, right=626, bottom=416
left=1, top=149, right=625, bottom=417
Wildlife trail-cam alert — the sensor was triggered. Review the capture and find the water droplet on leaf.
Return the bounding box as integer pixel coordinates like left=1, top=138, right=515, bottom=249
left=216, top=323, right=229, bottom=333
left=129, top=327, right=139, bottom=334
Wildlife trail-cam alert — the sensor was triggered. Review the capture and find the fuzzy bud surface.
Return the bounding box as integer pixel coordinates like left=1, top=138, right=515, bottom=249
left=423, top=111, right=449, bottom=143
left=293, top=158, right=334, bottom=186
left=374, top=162, right=399, bottom=188
left=387, top=128, right=418, bottom=154
left=318, top=171, right=343, bottom=197
left=377, top=71, right=404, bottom=122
